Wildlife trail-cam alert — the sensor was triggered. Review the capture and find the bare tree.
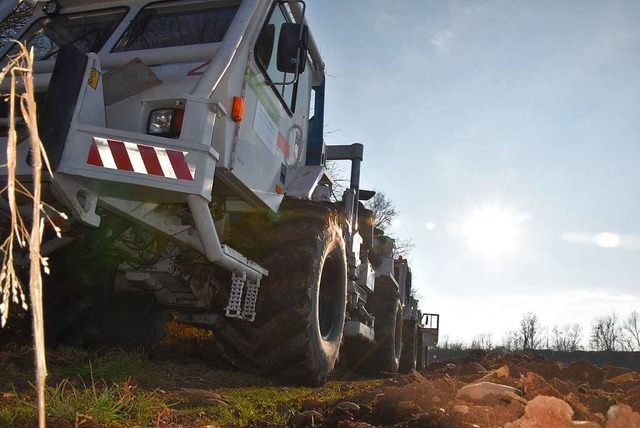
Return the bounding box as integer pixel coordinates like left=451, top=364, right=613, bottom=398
left=470, top=333, right=493, bottom=350
left=446, top=339, right=465, bottom=350
left=622, top=310, right=640, bottom=351
left=364, top=191, right=414, bottom=257
left=551, top=324, right=583, bottom=351
left=436, top=335, right=465, bottom=350
left=590, top=313, right=624, bottom=351
left=520, top=312, right=541, bottom=350
left=325, top=160, right=349, bottom=199
left=325, top=162, right=397, bottom=232
left=325, top=166, right=415, bottom=258
left=437, top=334, right=450, bottom=349
left=365, top=191, right=398, bottom=232
left=501, top=329, right=524, bottom=351
left=325, top=163, right=396, bottom=233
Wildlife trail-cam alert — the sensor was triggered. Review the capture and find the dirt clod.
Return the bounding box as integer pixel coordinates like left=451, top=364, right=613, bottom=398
left=301, top=398, right=325, bottom=410
left=293, top=410, right=325, bottom=427
left=523, top=371, right=563, bottom=400
left=456, top=381, right=524, bottom=403
left=606, top=404, right=640, bottom=428
left=335, top=401, right=361, bottom=412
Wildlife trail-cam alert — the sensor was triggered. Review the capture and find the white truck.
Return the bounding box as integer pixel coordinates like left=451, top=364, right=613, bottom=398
left=0, top=0, right=438, bottom=384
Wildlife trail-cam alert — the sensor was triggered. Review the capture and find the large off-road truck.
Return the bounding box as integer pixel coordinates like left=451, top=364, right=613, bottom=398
left=396, top=257, right=440, bottom=371
left=0, top=0, right=438, bottom=384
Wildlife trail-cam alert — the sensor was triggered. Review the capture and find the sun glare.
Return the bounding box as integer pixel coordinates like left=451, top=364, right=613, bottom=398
left=463, top=207, right=520, bottom=258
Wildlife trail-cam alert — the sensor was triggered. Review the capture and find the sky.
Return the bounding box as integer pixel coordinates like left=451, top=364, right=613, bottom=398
left=306, top=0, right=640, bottom=346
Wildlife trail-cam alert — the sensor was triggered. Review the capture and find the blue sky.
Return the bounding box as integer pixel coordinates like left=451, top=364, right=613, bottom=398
left=307, top=0, right=640, bottom=344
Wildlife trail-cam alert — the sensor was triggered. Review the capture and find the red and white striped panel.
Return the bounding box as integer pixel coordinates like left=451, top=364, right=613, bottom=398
left=86, top=137, right=195, bottom=181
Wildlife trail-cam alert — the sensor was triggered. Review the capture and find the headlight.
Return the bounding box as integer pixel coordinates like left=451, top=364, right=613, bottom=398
left=43, top=0, right=62, bottom=16
left=147, top=108, right=184, bottom=138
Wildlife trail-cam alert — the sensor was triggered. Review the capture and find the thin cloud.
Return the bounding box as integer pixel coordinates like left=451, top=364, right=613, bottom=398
left=430, top=30, right=454, bottom=52
left=364, top=6, right=396, bottom=31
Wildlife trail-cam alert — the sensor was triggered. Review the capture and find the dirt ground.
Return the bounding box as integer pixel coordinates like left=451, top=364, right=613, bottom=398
left=334, top=350, right=640, bottom=428
left=1, top=323, right=639, bottom=427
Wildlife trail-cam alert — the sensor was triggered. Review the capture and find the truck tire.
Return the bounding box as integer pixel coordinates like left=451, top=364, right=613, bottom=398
left=399, top=319, right=418, bottom=373
left=43, top=245, right=95, bottom=346
left=416, top=330, right=425, bottom=371
left=88, top=256, right=170, bottom=349
left=364, top=286, right=402, bottom=375
left=43, top=244, right=168, bottom=349
left=219, top=201, right=348, bottom=385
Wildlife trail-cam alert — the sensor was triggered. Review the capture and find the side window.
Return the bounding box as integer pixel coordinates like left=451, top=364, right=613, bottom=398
left=255, top=5, right=298, bottom=113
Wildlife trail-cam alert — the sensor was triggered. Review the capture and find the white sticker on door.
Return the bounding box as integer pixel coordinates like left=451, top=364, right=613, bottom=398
left=253, top=102, right=278, bottom=156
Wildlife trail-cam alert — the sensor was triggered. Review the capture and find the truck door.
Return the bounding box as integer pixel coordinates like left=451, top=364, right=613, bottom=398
left=231, top=2, right=311, bottom=211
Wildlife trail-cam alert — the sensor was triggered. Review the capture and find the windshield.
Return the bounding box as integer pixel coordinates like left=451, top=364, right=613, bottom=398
left=7, top=8, right=127, bottom=61
left=0, top=3, right=33, bottom=51
left=112, top=1, right=239, bottom=52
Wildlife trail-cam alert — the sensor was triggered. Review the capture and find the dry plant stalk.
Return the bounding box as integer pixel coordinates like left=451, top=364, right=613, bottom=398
left=0, top=43, right=66, bottom=428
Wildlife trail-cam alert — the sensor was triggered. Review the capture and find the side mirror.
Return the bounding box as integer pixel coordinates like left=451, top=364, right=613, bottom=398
left=277, top=23, right=308, bottom=74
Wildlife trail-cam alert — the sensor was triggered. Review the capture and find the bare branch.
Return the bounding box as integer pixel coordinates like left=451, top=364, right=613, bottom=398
left=520, top=312, right=541, bottom=350
left=622, top=310, right=640, bottom=351
left=590, top=313, right=623, bottom=351
left=551, top=323, right=583, bottom=351
left=0, top=41, right=64, bottom=428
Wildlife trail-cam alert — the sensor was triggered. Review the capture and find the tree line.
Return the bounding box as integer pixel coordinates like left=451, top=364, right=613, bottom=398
left=437, top=310, right=640, bottom=352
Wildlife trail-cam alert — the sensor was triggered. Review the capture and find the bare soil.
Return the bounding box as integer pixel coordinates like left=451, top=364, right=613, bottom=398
left=1, top=322, right=639, bottom=427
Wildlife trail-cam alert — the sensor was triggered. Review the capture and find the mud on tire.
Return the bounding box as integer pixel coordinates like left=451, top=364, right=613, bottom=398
left=363, top=285, right=402, bottom=375
left=399, top=319, right=418, bottom=373
left=416, top=329, right=426, bottom=371
left=217, top=201, right=348, bottom=385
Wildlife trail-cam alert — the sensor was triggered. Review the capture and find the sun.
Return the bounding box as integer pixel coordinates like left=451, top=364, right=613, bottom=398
left=462, top=206, right=520, bottom=258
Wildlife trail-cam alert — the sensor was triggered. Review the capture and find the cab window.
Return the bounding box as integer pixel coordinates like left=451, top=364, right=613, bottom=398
left=113, top=1, right=239, bottom=52
left=255, top=4, right=298, bottom=113
left=0, top=3, right=34, bottom=51
left=4, top=8, right=127, bottom=61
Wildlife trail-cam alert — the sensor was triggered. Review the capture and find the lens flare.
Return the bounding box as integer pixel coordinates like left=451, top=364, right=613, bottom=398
left=594, top=232, right=620, bottom=248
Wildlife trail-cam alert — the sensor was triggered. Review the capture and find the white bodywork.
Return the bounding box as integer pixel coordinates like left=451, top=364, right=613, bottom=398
left=1, top=0, right=323, bottom=212
left=0, top=0, right=327, bottom=284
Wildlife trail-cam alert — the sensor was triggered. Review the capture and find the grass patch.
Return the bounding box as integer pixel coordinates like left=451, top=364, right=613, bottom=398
left=46, top=378, right=167, bottom=427
left=178, top=379, right=384, bottom=426
left=1, top=348, right=167, bottom=427
left=1, top=347, right=164, bottom=392
left=0, top=392, right=36, bottom=426
left=57, top=349, right=163, bottom=387
left=1, top=342, right=385, bottom=427
left=0, top=379, right=168, bottom=427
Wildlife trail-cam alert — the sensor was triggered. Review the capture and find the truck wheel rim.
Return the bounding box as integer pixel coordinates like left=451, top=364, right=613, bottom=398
left=318, top=245, right=345, bottom=341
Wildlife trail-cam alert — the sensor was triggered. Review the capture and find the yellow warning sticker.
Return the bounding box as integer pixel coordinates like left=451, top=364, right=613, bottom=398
left=88, top=68, right=100, bottom=89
